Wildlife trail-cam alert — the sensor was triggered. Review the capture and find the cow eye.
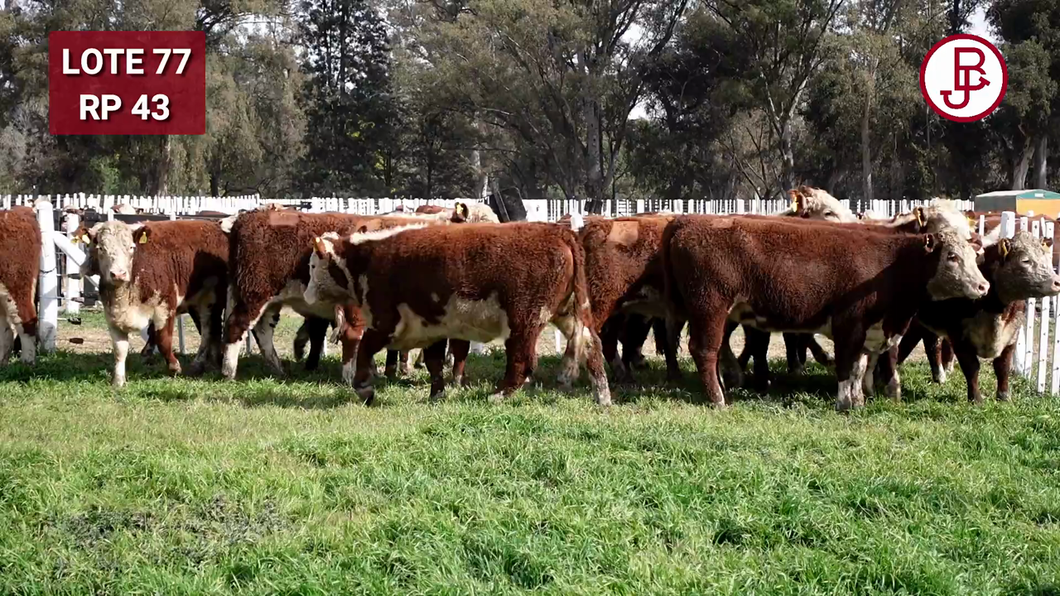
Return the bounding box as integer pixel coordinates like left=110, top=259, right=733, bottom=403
left=824, top=211, right=834, bottom=218
left=947, top=253, right=959, bottom=262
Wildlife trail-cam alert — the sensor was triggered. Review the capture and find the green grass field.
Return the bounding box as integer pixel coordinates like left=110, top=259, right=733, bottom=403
left=0, top=312, right=1058, bottom=594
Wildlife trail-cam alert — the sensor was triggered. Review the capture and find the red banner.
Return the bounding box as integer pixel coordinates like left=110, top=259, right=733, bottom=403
left=49, top=31, right=206, bottom=135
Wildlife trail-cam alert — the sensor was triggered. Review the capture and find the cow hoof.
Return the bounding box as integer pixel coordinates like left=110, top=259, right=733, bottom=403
left=186, top=361, right=206, bottom=377
left=111, top=375, right=126, bottom=388
left=997, top=391, right=1010, bottom=402
left=630, top=353, right=647, bottom=369
left=931, top=368, right=947, bottom=384
left=885, top=380, right=901, bottom=401
left=595, top=389, right=613, bottom=407
left=488, top=391, right=509, bottom=405
left=168, top=363, right=182, bottom=377
left=789, top=364, right=806, bottom=376
left=428, top=390, right=446, bottom=402
left=355, top=385, right=375, bottom=405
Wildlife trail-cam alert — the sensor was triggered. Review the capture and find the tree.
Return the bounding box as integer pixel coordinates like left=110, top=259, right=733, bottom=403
left=297, top=0, right=398, bottom=195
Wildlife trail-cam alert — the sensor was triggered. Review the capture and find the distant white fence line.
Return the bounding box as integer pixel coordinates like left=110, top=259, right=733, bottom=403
left=0, top=192, right=974, bottom=221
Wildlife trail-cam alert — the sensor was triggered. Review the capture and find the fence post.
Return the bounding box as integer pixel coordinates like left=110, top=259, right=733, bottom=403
left=35, top=199, right=58, bottom=352
left=63, top=211, right=80, bottom=315
left=1039, top=223, right=1053, bottom=392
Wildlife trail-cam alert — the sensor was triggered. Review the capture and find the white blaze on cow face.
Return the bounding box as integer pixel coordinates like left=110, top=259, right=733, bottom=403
left=925, top=231, right=990, bottom=301
left=991, top=232, right=1060, bottom=303
left=92, top=221, right=140, bottom=285
left=305, top=233, right=352, bottom=306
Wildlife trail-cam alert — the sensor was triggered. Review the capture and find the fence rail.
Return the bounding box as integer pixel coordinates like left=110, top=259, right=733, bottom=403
left=22, top=193, right=1058, bottom=401
left=1, top=193, right=975, bottom=221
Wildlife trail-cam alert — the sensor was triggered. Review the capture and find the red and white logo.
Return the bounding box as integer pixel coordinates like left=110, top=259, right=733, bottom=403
left=920, top=34, right=1007, bottom=123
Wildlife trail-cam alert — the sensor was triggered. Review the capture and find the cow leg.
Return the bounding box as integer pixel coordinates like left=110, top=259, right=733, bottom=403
left=222, top=290, right=268, bottom=380
left=413, top=349, right=425, bottom=369
left=652, top=317, right=668, bottom=357
left=0, top=314, right=12, bottom=365
left=303, top=316, right=329, bottom=371
left=783, top=333, right=804, bottom=375
left=718, top=322, right=744, bottom=390
left=154, top=316, right=181, bottom=376
left=3, top=284, right=36, bottom=365
left=400, top=350, right=412, bottom=376
left=743, top=327, right=771, bottom=392
left=806, top=335, right=833, bottom=366
left=450, top=339, right=471, bottom=386
left=953, top=342, right=983, bottom=404
left=621, top=314, right=651, bottom=371
left=141, top=323, right=157, bottom=362
left=922, top=332, right=947, bottom=384
left=600, top=316, right=631, bottom=382
left=994, top=342, right=1016, bottom=401
left=940, top=338, right=956, bottom=375
left=861, top=351, right=880, bottom=400
left=833, top=326, right=869, bottom=411
left=494, top=323, right=545, bottom=400
left=352, top=329, right=389, bottom=405
left=687, top=316, right=727, bottom=407
left=663, top=316, right=685, bottom=382
left=109, top=327, right=131, bottom=387
left=423, top=340, right=449, bottom=400
left=384, top=349, right=401, bottom=378
left=187, top=305, right=213, bottom=376
left=875, top=345, right=902, bottom=401
left=251, top=305, right=285, bottom=376
left=293, top=320, right=310, bottom=361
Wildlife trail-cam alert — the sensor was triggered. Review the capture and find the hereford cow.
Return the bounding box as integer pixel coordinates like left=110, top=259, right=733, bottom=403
left=305, top=222, right=611, bottom=405
left=735, top=200, right=979, bottom=390
left=79, top=220, right=229, bottom=386
left=411, top=202, right=500, bottom=223
left=222, top=207, right=475, bottom=383
left=0, top=207, right=41, bottom=365
left=663, top=215, right=989, bottom=410
left=876, top=232, right=1060, bottom=403
left=111, top=204, right=144, bottom=215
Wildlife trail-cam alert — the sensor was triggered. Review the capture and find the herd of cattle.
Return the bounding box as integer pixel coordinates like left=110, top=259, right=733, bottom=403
left=0, top=189, right=1057, bottom=412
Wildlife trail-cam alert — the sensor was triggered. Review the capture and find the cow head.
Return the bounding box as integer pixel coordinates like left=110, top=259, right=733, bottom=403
left=451, top=202, right=470, bottom=223
left=306, top=232, right=353, bottom=306
left=988, top=232, right=1060, bottom=303
left=72, top=223, right=102, bottom=277
left=90, top=221, right=145, bottom=285
left=787, top=186, right=858, bottom=223
left=890, top=201, right=975, bottom=241
left=925, top=230, right=991, bottom=301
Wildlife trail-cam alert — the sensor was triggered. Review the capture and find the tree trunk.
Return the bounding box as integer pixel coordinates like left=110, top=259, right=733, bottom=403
left=209, top=172, right=219, bottom=197
left=861, top=62, right=877, bottom=202
left=583, top=95, right=605, bottom=213
left=1033, top=134, right=1048, bottom=189
left=155, top=135, right=171, bottom=196
left=950, top=0, right=962, bottom=35
left=778, top=124, right=795, bottom=193
left=1012, top=135, right=1035, bottom=190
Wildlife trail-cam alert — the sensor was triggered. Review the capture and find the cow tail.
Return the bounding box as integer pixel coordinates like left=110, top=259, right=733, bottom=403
left=660, top=218, right=684, bottom=346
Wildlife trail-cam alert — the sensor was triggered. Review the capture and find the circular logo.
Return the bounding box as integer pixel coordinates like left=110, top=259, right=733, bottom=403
left=920, top=34, right=1008, bottom=122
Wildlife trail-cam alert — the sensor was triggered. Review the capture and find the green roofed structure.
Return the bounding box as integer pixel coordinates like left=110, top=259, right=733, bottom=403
left=974, top=189, right=1060, bottom=216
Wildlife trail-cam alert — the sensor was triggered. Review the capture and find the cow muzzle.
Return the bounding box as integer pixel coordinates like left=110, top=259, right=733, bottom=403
left=110, top=269, right=129, bottom=283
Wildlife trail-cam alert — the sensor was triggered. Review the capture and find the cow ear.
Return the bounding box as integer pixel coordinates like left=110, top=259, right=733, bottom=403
left=788, top=188, right=803, bottom=213
left=923, top=233, right=937, bottom=253
left=312, top=237, right=328, bottom=259
left=999, top=238, right=1010, bottom=258
left=1043, top=237, right=1053, bottom=249
left=452, top=202, right=469, bottom=223
left=137, top=228, right=150, bottom=244
left=357, top=225, right=369, bottom=234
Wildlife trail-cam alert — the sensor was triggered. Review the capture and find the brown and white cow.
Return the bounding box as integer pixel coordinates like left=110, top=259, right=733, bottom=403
left=0, top=207, right=41, bottom=364
left=735, top=200, right=980, bottom=390
left=221, top=208, right=474, bottom=383
left=79, top=220, right=229, bottom=386
left=877, top=231, right=1060, bottom=403
left=409, top=202, right=500, bottom=223
left=663, top=215, right=989, bottom=410
left=306, top=222, right=611, bottom=405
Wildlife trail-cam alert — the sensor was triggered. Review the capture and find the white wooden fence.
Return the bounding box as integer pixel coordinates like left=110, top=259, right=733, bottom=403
left=43, top=193, right=1060, bottom=400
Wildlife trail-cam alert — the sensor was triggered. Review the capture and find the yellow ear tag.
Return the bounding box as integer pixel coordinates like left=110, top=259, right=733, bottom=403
left=1000, top=240, right=1009, bottom=257
left=80, top=234, right=89, bottom=244
left=138, top=233, right=148, bottom=244
left=915, top=208, right=925, bottom=227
